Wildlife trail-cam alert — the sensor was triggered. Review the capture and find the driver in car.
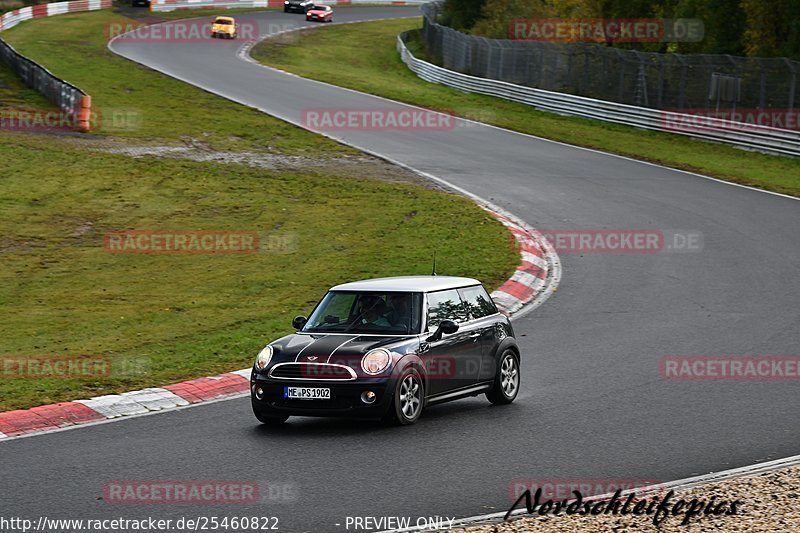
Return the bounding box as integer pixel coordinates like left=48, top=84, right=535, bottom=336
left=357, top=295, right=391, bottom=327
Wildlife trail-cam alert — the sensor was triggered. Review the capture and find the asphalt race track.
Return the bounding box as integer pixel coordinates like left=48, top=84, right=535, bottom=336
left=2, top=7, right=799, bottom=532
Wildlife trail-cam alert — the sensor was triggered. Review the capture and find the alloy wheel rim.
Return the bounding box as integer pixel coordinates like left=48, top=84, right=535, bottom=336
left=399, top=374, right=421, bottom=419
left=501, top=355, right=518, bottom=397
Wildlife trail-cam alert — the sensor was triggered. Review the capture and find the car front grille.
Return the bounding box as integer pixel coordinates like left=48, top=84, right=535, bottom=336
left=269, top=362, right=356, bottom=381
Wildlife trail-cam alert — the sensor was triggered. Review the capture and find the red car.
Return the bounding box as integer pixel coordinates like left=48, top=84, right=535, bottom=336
left=306, top=4, right=333, bottom=22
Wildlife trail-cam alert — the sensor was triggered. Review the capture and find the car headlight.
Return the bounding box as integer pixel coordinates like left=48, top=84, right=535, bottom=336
left=361, top=348, right=391, bottom=375
left=255, top=345, right=273, bottom=370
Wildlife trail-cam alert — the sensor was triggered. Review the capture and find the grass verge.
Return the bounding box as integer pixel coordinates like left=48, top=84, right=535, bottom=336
left=251, top=19, right=800, bottom=197
left=2, top=8, right=350, bottom=153
left=0, top=9, right=518, bottom=410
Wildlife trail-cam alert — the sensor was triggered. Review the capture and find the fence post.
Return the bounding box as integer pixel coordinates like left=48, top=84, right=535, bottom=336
left=76, top=95, right=92, bottom=132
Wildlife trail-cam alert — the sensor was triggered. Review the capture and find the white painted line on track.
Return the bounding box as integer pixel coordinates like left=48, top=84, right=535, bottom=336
left=380, top=453, right=800, bottom=532
left=240, top=19, right=799, bottom=204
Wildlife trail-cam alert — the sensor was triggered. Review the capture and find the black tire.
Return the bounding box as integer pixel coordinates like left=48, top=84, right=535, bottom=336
left=384, top=368, right=424, bottom=425
left=253, top=405, right=289, bottom=425
left=284, top=7, right=289, bottom=12
left=486, top=349, right=520, bottom=405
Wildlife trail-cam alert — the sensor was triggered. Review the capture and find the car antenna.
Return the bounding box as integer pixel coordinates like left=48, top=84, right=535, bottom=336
left=431, top=252, right=437, bottom=276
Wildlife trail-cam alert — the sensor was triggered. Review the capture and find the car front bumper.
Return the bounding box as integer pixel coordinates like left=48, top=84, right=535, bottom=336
left=251, top=376, right=394, bottom=418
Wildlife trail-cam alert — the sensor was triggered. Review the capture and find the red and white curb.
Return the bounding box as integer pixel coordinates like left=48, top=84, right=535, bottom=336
left=0, top=11, right=560, bottom=443
left=0, top=209, right=556, bottom=441
left=0, top=210, right=556, bottom=442
left=489, top=213, right=552, bottom=317
left=0, top=369, right=251, bottom=440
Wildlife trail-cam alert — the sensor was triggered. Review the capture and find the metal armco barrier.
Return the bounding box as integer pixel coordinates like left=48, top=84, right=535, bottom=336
left=149, top=0, right=428, bottom=12
left=0, top=0, right=111, bottom=131
left=397, top=31, right=800, bottom=157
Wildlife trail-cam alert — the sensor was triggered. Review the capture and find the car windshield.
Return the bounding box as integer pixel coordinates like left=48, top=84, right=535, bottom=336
left=303, top=291, right=421, bottom=335
left=215, top=19, right=232, bottom=25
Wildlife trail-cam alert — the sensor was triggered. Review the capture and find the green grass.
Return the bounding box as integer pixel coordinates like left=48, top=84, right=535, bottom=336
left=2, top=9, right=350, bottom=153
left=0, top=9, right=518, bottom=410
left=0, top=63, right=55, bottom=111
left=251, top=19, right=800, bottom=197
left=0, top=133, right=517, bottom=411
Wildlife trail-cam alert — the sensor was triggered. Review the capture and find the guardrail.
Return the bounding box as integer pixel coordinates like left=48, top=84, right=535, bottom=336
left=397, top=31, right=800, bottom=157
left=150, top=0, right=428, bottom=12
left=0, top=0, right=110, bottom=131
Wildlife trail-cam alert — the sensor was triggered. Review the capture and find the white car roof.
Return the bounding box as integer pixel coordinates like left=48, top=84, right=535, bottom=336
left=331, top=276, right=482, bottom=293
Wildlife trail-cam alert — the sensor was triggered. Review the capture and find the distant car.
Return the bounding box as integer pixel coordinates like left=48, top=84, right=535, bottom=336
left=211, top=16, right=236, bottom=39
left=250, top=276, right=521, bottom=426
left=131, top=0, right=150, bottom=6
left=284, top=0, right=313, bottom=13
left=306, top=4, right=333, bottom=22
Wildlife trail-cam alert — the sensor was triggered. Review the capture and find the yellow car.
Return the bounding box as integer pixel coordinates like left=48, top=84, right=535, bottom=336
left=211, top=16, right=236, bottom=39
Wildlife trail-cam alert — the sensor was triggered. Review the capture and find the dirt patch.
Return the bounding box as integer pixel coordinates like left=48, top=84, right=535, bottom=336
left=78, top=136, right=445, bottom=189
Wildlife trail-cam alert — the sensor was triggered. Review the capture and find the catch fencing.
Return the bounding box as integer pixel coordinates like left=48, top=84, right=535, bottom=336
left=420, top=1, right=800, bottom=113
left=398, top=31, right=800, bottom=156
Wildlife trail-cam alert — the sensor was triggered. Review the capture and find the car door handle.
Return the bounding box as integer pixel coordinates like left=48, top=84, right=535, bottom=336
left=469, top=332, right=481, bottom=340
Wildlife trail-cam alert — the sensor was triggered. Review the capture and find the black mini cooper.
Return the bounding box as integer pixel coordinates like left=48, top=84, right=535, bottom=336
left=250, top=276, right=521, bottom=425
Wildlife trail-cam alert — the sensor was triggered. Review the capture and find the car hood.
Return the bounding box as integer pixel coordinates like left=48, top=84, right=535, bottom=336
left=269, top=333, right=416, bottom=366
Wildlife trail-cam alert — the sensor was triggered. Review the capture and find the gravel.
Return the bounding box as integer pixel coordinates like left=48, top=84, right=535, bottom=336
left=457, top=465, right=800, bottom=532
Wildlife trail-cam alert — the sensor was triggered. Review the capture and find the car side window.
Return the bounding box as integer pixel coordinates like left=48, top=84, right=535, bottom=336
left=426, top=289, right=468, bottom=329
left=459, top=285, right=498, bottom=319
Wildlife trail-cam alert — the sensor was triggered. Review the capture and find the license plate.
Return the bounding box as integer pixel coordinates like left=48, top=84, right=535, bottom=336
left=284, top=386, right=330, bottom=400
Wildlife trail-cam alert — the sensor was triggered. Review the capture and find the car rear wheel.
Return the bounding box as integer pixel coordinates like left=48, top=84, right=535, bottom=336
left=486, top=349, right=519, bottom=405
left=384, top=368, right=423, bottom=425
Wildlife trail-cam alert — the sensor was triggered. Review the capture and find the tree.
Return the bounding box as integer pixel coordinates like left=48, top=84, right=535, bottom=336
left=441, top=0, right=488, bottom=31
left=470, top=0, right=552, bottom=38
left=741, top=0, right=800, bottom=58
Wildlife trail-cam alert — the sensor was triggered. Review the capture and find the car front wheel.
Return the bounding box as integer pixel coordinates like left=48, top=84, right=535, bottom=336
left=385, top=368, right=424, bottom=425
left=486, top=349, right=520, bottom=405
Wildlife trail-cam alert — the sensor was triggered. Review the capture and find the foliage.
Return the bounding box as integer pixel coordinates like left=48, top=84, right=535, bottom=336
left=443, top=0, right=800, bottom=59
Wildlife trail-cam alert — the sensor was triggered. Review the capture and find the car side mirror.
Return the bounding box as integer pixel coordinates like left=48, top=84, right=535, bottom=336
left=426, top=319, right=458, bottom=341
left=292, top=315, right=307, bottom=330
